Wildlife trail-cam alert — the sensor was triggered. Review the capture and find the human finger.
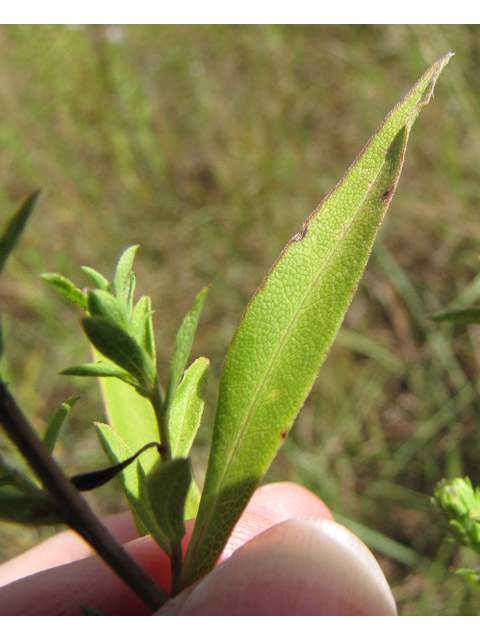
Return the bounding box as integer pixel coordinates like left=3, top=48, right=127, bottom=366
left=158, top=518, right=397, bottom=615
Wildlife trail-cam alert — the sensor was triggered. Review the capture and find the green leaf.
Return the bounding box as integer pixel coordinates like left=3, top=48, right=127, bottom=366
left=88, top=289, right=131, bottom=331
left=131, top=295, right=156, bottom=362
left=163, top=286, right=210, bottom=417
left=432, top=307, right=480, bottom=324
left=0, top=190, right=40, bottom=273
left=0, top=486, right=62, bottom=526
left=61, top=361, right=144, bottom=390
left=170, top=357, right=209, bottom=459
left=42, top=396, right=80, bottom=453
left=146, top=457, right=192, bottom=542
left=71, top=441, right=164, bottom=491
left=82, top=316, right=156, bottom=388
left=95, top=422, right=170, bottom=552
left=182, top=53, right=454, bottom=586
left=96, top=371, right=161, bottom=474
left=81, top=266, right=110, bottom=290
left=113, top=245, right=139, bottom=308
left=0, top=454, right=40, bottom=494
left=40, top=272, right=89, bottom=310
left=95, top=368, right=202, bottom=520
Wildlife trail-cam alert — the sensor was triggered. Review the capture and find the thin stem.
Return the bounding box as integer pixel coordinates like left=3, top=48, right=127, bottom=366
left=170, top=538, right=183, bottom=597
left=151, top=379, right=172, bottom=463
left=149, top=377, right=184, bottom=593
left=0, top=378, right=168, bottom=612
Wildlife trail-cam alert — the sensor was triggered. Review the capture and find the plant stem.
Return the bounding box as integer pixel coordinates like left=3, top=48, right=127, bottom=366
left=0, top=378, right=169, bottom=612
left=170, top=538, right=183, bottom=596
left=151, top=378, right=172, bottom=463
left=149, top=377, right=184, bottom=594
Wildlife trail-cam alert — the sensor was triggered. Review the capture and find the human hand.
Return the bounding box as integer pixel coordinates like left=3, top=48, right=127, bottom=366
left=0, top=482, right=396, bottom=615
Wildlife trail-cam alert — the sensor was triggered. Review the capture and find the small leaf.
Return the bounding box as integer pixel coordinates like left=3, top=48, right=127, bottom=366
left=0, top=190, right=40, bottom=273
left=82, top=316, right=156, bottom=388
left=432, top=307, right=480, bottom=324
left=164, top=286, right=210, bottom=417
left=88, top=289, right=130, bottom=331
left=95, top=422, right=170, bottom=552
left=170, top=357, right=209, bottom=459
left=81, top=266, right=110, bottom=290
left=61, top=361, right=144, bottom=391
left=71, top=441, right=164, bottom=491
left=0, top=454, right=41, bottom=494
left=42, top=396, right=80, bottom=453
left=147, top=457, right=192, bottom=542
left=183, top=53, right=454, bottom=586
left=41, top=273, right=88, bottom=310
left=0, top=486, right=62, bottom=526
left=113, top=245, right=139, bottom=308
left=131, top=296, right=156, bottom=362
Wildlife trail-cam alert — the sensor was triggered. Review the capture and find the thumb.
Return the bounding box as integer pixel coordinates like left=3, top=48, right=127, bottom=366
left=157, top=517, right=397, bottom=615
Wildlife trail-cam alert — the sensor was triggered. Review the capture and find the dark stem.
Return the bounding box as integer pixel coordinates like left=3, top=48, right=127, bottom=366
left=0, top=378, right=168, bottom=612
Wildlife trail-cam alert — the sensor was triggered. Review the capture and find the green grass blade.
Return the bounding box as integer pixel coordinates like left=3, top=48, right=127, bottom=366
left=0, top=190, right=40, bottom=273
left=182, top=53, right=453, bottom=586
left=432, top=307, right=480, bottom=324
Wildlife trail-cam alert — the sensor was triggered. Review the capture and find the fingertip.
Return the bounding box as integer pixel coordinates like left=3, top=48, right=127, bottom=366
left=158, top=518, right=396, bottom=616
left=246, top=482, right=334, bottom=522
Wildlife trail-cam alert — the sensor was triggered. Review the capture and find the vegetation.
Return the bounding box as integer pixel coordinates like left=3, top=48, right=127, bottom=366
left=1, top=25, right=480, bottom=614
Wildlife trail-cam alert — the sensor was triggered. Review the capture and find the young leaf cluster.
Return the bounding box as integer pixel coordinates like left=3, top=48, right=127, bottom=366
left=41, top=247, right=210, bottom=590
left=433, top=477, right=480, bottom=586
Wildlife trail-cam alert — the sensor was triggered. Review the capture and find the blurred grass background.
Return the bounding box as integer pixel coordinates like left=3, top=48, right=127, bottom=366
left=1, top=24, right=480, bottom=614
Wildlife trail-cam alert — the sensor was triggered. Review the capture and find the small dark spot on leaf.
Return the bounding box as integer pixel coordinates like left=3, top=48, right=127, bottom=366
left=281, top=430, right=288, bottom=439
left=381, top=187, right=395, bottom=203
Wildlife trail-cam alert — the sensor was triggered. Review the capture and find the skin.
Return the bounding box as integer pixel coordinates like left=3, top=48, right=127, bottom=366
left=0, top=482, right=397, bottom=615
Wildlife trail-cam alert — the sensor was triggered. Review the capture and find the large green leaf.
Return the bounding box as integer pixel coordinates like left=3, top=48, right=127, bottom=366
left=182, top=53, right=453, bottom=586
